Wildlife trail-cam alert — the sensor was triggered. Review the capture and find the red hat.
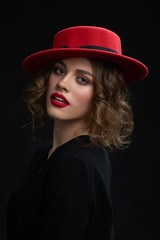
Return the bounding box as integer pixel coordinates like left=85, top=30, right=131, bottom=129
left=22, top=26, right=148, bottom=83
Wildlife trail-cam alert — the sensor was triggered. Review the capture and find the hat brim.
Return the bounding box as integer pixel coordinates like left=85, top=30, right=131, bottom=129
left=22, top=48, right=148, bottom=83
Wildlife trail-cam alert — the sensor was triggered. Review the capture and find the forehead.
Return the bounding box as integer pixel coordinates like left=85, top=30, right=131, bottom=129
left=57, top=58, right=93, bottom=71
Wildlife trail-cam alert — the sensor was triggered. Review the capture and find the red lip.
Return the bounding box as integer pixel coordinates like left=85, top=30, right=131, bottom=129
left=50, top=92, right=69, bottom=108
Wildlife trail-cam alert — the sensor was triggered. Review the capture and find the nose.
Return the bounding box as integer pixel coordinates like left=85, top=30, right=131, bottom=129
left=56, top=74, right=70, bottom=92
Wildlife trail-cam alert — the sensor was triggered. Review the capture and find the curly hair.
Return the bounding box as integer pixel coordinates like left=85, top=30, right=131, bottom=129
left=87, top=59, right=134, bottom=150
left=24, top=59, right=134, bottom=150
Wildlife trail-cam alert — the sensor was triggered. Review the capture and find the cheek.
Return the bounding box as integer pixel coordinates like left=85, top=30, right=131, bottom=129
left=48, top=75, right=57, bottom=89
left=46, top=76, right=57, bottom=95
left=73, top=88, right=94, bottom=105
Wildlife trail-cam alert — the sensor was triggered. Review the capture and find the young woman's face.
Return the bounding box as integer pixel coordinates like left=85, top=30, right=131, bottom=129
left=46, top=58, right=94, bottom=123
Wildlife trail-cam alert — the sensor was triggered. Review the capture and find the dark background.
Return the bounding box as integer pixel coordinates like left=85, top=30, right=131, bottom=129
left=1, top=0, right=160, bottom=239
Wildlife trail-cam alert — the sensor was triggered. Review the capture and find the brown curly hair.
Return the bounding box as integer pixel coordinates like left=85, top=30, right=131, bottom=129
left=24, top=58, right=134, bottom=150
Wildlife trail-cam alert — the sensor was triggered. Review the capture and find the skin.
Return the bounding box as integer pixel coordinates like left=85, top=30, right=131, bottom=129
left=46, top=58, right=95, bottom=157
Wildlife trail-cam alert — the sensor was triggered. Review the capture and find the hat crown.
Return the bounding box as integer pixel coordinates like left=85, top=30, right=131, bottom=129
left=52, top=26, right=122, bottom=54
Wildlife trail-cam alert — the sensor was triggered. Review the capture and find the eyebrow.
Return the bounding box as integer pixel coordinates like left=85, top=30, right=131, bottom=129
left=76, top=69, right=93, bottom=78
left=55, top=60, right=94, bottom=78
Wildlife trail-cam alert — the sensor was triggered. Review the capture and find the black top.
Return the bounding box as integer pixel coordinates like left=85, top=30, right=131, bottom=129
left=7, top=135, right=114, bottom=240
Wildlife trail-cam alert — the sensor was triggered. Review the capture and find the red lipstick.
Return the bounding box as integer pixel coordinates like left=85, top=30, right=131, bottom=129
left=50, top=92, right=69, bottom=108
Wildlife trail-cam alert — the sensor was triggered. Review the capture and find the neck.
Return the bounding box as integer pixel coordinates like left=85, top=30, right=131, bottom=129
left=48, top=119, right=89, bottom=158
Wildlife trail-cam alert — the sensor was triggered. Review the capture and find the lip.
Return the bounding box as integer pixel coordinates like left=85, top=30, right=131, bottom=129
left=50, top=92, right=69, bottom=108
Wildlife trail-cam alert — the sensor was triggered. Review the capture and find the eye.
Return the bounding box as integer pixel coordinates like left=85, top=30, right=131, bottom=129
left=77, top=77, right=89, bottom=85
left=52, top=64, right=65, bottom=75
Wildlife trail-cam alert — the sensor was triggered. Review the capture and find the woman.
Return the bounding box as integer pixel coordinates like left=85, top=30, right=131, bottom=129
left=7, top=26, right=148, bottom=240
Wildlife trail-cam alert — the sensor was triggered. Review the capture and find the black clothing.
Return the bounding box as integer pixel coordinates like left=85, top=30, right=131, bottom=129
left=7, top=135, right=114, bottom=240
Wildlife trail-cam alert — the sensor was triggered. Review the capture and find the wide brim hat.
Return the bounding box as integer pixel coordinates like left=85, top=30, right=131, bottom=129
left=22, top=26, right=148, bottom=83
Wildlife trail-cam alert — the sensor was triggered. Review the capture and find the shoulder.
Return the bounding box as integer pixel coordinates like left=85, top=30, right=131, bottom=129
left=28, top=141, right=52, bottom=171
left=45, top=136, right=112, bottom=199
left=49, top=136, right=111, bottom=181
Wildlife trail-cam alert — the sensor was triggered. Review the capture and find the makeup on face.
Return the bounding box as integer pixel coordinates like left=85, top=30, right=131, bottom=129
left=46, top=58, right=94, bottom=122
left=50, top=92, right=69, bottom=108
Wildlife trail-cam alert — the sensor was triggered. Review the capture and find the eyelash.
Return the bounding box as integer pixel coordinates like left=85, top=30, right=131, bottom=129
left=77, top=77, right=89, bottom=85
left=52, top=65, right=90, bottom=85
left=52, top=66, right=64, bottom=75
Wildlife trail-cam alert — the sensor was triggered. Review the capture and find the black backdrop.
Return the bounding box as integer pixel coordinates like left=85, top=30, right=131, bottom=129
left=1, top=0, right=160, bottom=239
